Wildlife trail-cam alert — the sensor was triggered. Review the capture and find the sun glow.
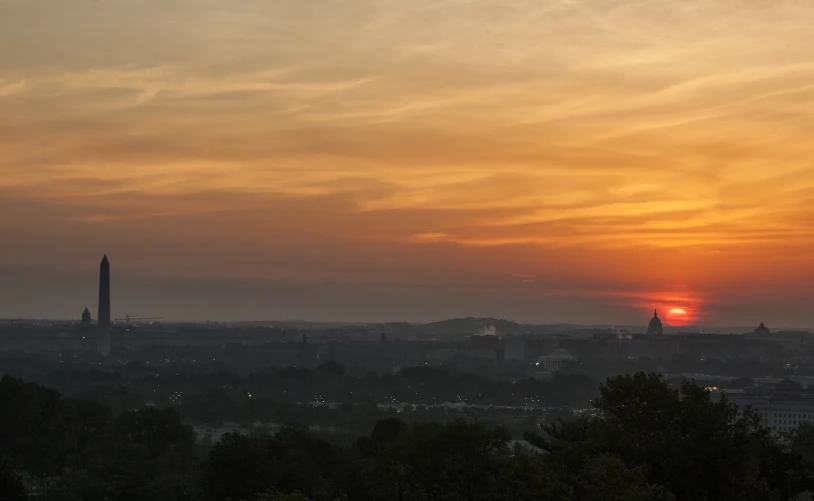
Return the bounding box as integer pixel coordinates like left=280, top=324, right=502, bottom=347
left=666, top=308, right=689, bottom=327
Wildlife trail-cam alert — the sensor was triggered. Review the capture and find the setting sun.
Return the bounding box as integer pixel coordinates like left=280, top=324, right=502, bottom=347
left=666, top=308, right=689, bottom=327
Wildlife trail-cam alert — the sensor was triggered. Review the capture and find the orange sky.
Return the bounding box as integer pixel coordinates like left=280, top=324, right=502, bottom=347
left=2, top=0, right=814, bottom=326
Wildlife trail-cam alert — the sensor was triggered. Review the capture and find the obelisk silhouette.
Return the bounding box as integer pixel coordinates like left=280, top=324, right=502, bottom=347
left=98, top=255, right=111, bottom=327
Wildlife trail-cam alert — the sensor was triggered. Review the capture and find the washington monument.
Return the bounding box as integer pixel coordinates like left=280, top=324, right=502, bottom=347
left=98, top=255, right=110, bottom=327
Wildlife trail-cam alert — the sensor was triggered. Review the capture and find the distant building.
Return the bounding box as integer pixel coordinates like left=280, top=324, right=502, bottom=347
left=538, top=348, right=574, bottom=372
left=726, top=390, right=814, bottom=435
left=524, top=337, right=545, bottom=359
left=647, top=310, right=664, bottom=335
left=754, top=322, right=772, bottom=336
left=16, top=471, right=61, bottom=498
left=81, top=308, right=92, bottom=326
left=503, top=337, right=525, bottom=361
left=469, top=334, right=501, bottom=350
left=523, top=336, right=559, bottom=360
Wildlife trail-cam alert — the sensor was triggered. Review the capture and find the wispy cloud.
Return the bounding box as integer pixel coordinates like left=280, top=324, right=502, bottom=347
left=3, top=0, right=814, bottom=323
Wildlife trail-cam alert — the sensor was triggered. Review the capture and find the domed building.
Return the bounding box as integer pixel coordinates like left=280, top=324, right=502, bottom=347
left=538, top=348, right=575, bottom=372
left=647, top=309, right=664, bottom=335
left=81, top=307, right=92, bottom=326
left=754, top=322, right=772, bottom=336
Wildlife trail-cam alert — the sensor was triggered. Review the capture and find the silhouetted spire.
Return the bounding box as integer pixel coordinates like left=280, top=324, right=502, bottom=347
left=81, top=307, right=92, bottom=326
left=98, top=255, right=111, bottom=327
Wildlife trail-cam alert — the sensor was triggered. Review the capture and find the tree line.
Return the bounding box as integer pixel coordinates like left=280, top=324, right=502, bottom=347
left=35, top=363, right=599, bottom=412
left=3, top=372, right=814, bottom=500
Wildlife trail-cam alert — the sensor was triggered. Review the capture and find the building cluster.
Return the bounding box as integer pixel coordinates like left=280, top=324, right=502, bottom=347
left=4, top=254, right=814, bottom=434
left=0, top=260, right=810, bottom=370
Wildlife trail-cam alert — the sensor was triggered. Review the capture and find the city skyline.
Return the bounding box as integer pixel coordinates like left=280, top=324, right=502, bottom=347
left=1, top=254, right=806, bottom=331
left=3, top=1, right=814, bottom=325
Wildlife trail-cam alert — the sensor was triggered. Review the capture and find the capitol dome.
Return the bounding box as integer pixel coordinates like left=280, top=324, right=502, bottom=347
left=754, top=322, right=771, bottom=335
left=647, top=310, right=664, bottom=335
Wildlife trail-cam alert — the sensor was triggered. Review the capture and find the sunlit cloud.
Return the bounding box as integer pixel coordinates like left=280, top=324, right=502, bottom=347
left=2, top=0, right=814, bottom=323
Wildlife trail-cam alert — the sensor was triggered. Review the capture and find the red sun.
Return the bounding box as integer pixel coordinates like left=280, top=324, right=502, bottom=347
left=666, top=308, right=689, bottom=327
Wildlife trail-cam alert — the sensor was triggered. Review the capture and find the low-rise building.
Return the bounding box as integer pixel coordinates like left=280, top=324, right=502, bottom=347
left=724, top=390, right=814, bottom=434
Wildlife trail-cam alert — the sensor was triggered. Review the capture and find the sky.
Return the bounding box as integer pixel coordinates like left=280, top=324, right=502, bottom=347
left=2, top=0, right=814, bottom=326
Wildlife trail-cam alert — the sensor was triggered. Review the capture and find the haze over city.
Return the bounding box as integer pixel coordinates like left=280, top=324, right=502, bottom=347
left=3, top=0, right=814, bottom=325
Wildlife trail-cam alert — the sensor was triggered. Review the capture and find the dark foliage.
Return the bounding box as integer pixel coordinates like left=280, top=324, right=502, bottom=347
left=0, top=457, right=27, bottom=501
left=3, top=372, right=814, bottom=501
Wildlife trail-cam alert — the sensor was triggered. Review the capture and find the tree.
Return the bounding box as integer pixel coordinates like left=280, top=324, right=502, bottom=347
left=576, top=455, right=674, bottom=501
left=526, top=415, right=593, bottom=454
left=41, top=471, right=109, bottom=501
left=59, top=396, right=114, bottom=470
left=785, top=422, right=814, bottom=480
left=591, top=372, right=786, bottom=500
left=115, top=408, right=195, bottom=462
left=356, top=419, right=512, bottom=501
left=0, top=457, right=26, bottom=501
left=255, top=491, right=312, bottom=501
left=366, top=418, right=407, bottom=454
left=201, top=433, right=274, bottom=501
left=0, top=375, right=70, bottom=476
left=201, top=427, right=349, bottom=501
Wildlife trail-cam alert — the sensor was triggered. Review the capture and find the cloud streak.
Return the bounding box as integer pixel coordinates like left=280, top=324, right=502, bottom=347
left=2, top=0, right=814, bottom=323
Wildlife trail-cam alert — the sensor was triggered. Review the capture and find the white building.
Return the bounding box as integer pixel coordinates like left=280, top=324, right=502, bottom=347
left=724, top=391, right=814, bottom=434
left=537, top=348, right=575, bottom=372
